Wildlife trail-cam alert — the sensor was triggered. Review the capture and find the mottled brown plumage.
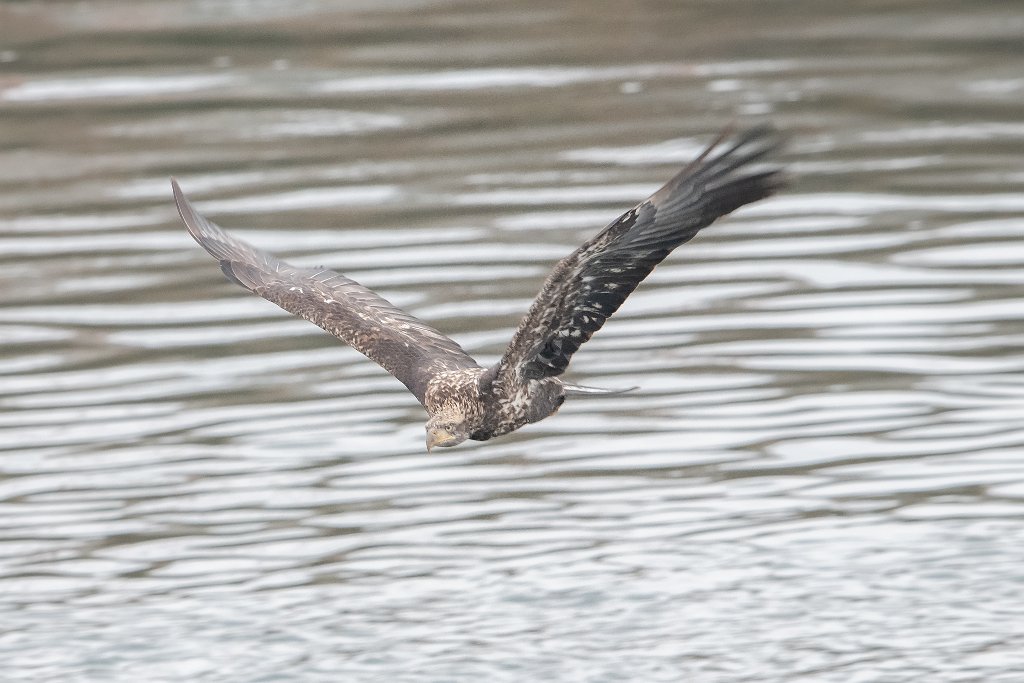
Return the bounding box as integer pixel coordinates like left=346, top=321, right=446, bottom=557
left=173, top=125, right=784, bottom=450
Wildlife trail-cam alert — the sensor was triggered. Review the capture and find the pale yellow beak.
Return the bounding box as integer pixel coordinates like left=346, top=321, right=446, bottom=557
left=425, top=427, right=453, bottom=453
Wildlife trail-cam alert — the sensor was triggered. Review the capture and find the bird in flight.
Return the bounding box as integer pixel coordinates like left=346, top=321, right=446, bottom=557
left=173, top=125, right=783, bottom=450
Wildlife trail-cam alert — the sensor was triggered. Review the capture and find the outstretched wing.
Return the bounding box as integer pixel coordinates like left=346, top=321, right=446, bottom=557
left=494, top=125, right=784, bottom=385
left=172, top=180, right=480, bottom=404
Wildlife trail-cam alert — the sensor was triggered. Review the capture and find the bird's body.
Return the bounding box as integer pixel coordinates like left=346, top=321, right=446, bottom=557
left=173, top=125, right=784, bottom=449
left=423, top=367, right=566, bottom=444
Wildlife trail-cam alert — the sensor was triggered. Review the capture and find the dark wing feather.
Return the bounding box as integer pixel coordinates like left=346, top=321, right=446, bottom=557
left=172, top=180, right=480, bottom=404
left=495, top=125, right=784, bottom=384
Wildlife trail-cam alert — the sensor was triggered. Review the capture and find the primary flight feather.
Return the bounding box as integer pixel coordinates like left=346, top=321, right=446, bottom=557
left=173, top=125, right=784, bottom=450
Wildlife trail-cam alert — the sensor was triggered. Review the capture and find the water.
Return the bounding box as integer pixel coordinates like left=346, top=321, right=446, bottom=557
left=2, top=1, right=1024, bottom=681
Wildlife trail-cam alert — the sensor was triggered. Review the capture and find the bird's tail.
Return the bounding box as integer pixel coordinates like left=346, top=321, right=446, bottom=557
left=560, top=381, right=638, bottom=396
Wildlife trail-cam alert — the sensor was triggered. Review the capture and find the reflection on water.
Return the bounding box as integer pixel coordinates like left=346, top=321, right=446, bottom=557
left=2, top=1, right=1024, bottom=681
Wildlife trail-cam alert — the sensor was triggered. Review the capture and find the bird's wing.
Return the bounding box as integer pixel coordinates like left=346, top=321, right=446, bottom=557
left=172, top=180, right=480, bottom=405
left=494, top=125, right=784, bottom=385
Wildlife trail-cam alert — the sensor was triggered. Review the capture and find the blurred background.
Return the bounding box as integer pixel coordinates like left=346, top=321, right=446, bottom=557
left=1, top=1, right=1023, bottom=681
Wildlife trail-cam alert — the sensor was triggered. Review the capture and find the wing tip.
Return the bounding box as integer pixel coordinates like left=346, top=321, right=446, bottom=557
left=170, top=177, right=206, bottom=245
left=653, top=123, right=787, bottom=215
left=169, top=178, right=188, bottom=218
left=170, top=178, right=237, bottom=258
left=170, top=178, right=255, bottom=277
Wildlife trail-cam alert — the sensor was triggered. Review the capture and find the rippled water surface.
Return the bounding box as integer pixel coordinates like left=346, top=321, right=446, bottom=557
left=2, top=1, right=1024, bottom=681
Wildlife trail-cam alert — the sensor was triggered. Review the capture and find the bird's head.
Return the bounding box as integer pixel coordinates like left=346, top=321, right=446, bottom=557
left=425, top=409, right=469, bottom=452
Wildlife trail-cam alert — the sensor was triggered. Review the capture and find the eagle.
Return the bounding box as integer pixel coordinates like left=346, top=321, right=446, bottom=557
left=172, top=125, right=783, bottom=450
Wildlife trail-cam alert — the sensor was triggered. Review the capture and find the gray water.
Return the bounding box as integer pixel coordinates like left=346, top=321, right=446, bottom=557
left=2, top=1, right=1024, bottom=681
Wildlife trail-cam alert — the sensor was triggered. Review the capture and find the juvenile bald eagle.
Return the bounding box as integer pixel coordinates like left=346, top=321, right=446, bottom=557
left=173, top=125, right=783, bottom=450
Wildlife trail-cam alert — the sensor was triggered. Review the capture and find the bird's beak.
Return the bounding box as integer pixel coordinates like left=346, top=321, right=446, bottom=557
left=426, top=427, right=451, bottom=453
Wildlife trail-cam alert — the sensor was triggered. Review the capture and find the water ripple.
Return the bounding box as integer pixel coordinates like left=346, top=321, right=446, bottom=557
left=2, top=1, right=1024, bottom=681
